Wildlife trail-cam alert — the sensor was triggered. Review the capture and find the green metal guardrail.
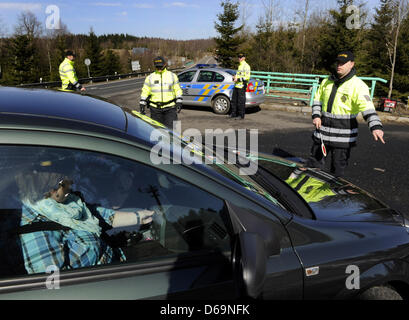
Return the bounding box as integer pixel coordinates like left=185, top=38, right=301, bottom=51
left=251, top=71, right=388, bottom=106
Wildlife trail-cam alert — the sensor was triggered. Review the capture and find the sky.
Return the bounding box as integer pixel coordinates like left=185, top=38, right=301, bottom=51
left=0, top=0, right=381, bottom=40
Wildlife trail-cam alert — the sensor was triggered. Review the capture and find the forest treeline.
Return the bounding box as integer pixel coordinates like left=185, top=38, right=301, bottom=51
left=0, top=12, right=213, bottom=85
left=0, top=0, right=408, bottom=101
left=214, top=0, right=409, bottom=100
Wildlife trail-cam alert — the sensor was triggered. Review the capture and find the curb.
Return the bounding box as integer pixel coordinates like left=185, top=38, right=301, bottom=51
left=260, top=103, right=409, bottom=124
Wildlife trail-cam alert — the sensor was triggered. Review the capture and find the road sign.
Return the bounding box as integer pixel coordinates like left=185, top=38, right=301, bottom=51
left=84, top=58, right=91, bottom=79
left=131, top=60, right=140, bottom=71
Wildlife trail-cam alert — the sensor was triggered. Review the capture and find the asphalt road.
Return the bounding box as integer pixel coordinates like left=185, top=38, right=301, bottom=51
left=86, top=77, right=145, bottom=98
left=84, top=56, right=217, bottom=99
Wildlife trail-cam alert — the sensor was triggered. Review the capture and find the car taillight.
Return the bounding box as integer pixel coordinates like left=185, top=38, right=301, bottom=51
left=247, top=82, right=255, bottom=92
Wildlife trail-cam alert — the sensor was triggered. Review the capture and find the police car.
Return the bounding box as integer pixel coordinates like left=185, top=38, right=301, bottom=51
left=178, top=64, right=265, bottom=115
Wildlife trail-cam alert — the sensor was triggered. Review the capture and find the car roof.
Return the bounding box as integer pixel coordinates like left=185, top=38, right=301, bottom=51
left=0, top=87, right=127, bottom=133
left=185, top=66, right=233, bottom=73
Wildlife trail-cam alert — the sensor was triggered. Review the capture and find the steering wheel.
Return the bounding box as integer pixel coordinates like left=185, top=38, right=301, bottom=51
left=108, top=207, right=165, bottom=245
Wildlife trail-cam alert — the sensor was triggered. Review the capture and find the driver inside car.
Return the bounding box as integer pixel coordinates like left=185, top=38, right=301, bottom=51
left=15, top=173, right=154, bottom=275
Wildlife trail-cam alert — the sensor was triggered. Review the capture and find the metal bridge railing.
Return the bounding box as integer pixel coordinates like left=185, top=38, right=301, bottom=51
left=251, top=71, right=388, bottom=106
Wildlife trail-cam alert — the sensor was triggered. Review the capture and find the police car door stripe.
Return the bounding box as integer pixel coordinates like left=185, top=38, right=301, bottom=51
left=203, top=89, right=212, bottom=96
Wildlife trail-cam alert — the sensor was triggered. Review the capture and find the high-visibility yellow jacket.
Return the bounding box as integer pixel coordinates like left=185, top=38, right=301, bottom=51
left=235, top=60, right=251, bottom=89
left=59, top=58, right=82, bottom=91
left=140, top=69, right=183, bottom=109
left=312, top=71, right=383, bottom=148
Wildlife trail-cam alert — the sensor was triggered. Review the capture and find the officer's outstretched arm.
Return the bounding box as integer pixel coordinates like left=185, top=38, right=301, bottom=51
left=356, top=85, right=385, bottom=144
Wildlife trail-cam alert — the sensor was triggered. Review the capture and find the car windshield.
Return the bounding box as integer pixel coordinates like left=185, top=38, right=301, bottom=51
left=127, top=111, right=283, bottom=207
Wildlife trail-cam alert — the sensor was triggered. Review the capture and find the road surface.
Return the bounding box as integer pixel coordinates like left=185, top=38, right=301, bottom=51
left=84, top=56, right=217, bottom=98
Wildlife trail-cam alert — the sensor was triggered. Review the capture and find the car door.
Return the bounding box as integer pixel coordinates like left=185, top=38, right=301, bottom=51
left=0, top=129, right=304, bottom=300
left=190, top=70, right=219, bottom=106
left=0, top=142, right=238, bottom=299
left=177, top=70, right=197, bottom=105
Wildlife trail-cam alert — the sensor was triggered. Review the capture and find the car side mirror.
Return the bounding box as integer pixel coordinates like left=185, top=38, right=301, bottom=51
left=235, top=231, right=267, bottom=299
left=226, top=201, right=281, bottom=257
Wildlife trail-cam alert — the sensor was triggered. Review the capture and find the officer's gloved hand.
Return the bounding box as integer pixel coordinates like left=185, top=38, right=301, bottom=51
left=139, top=102, right=146, bottom=115
left=176, top=103, right=182, bottom=113
left=176, top=98, right=183, bottom=113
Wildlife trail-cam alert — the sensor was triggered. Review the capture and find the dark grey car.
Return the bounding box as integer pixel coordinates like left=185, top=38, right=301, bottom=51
left=1, top=87, right=409, bottom=301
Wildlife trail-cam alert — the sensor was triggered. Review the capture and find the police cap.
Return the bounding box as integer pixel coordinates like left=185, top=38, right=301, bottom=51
left=336, top=51, right=354, bottom=63
left=65, top=50, right=76, bottom=57
left=153, top=56, right=166, bottom=68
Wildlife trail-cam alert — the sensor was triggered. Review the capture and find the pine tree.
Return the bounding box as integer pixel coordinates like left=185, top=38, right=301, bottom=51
left=8, top=35, right=37, bottom=84
left=50, top=35, right=67, bottom=81
left=214, top=0, right=244, bottom=69
left=85, top=29, right=104, bottom=77
left=249, top=16, right=275, bottom=72
left=317, top=0, right=368, bottom=73
left=102, top=49, right=122, bottom=75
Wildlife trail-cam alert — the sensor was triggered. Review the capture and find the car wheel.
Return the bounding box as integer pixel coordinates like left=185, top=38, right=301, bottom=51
left=358, top=286, right=403, bottom=300
left=212, top=95, right=230, bottom=115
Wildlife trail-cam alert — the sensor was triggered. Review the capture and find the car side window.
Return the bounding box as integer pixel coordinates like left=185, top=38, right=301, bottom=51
left=214, top=72, right=225, bottom=82
left=197, top=71, right=214, bottom=82
left=0, top=146, right=231, bottom=278
left=178, top=71, right=196, bottom=83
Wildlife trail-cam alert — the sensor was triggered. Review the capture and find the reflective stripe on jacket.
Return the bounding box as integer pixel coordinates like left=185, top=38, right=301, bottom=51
left=140, top=69, right=183, bottom=109
left=59, top=58, right=80, bottom=91
left=312, top=74, right=383, bottom=148
left=235, top=61, right=251, bottom=89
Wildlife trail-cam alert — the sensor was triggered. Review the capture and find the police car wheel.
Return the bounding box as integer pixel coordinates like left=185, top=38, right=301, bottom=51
left=212, top=96, right=230, bottom=115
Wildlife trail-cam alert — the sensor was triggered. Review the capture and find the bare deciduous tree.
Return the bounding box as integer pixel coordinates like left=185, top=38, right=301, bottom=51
left=239, top=0, right=253, bottom=36
left=15, top=11, right=43, bottom=39
left=387, top=0, right=409, bottom=98
left=301, top=0, right=310, bottom=64
left=0, top=16, right=7, bottom=37
left=260, top=0, right=280, bottom=32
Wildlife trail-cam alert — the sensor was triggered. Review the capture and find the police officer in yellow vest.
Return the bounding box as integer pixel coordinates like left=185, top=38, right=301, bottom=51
left=229, top=53, right=251, bottom=120
left=308, top=51, right=385, bottom=177
left=139, top=56, right=183, bottom=128
left=59, top=51, right=85, bottom=92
